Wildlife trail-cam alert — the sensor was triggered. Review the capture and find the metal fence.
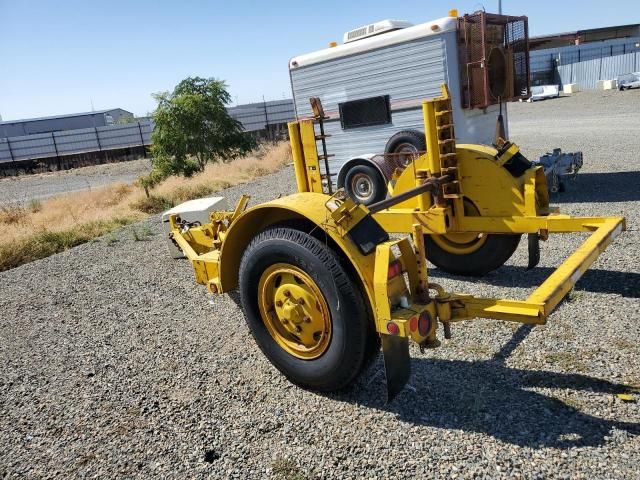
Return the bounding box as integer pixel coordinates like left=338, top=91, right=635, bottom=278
left=0, top=120, right=153, bottom=164
left=530, top=37, right=640, bottom=87
left=227, top=99, right=295, bottom=132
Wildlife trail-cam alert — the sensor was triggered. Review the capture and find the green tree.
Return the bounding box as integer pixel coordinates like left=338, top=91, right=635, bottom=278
left=150, top=77, right=253, bottom=179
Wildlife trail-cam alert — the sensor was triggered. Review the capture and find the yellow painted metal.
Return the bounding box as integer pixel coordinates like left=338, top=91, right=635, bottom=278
left=374, top=207, right=450, bottom=234
left=258, top=263, right=332, bottom=359
left=495, top=143, right=520, bottom=166
left=383, top=145, right=528, bottom=220
left=171, top=82, right=627, bottom=351
left=412, top=223, right=429, bottom=290
left=326, top=194, right=371, bottom=235
left=527, top=217, right=624, bottom=316
left=429, top=200, right=488, bottom=255
left=422, top=100, right=441, bottom=175
left=171, top=190, right=625, bottom=342
left=288, top=121, right=309, bottom=193
left=213, top=193, right=380, bottom=304
left=299, top=120, right=323, bottom=193
left=457, top=214, right=625, bottom=234
left=373, top=241, right=397, bottom=334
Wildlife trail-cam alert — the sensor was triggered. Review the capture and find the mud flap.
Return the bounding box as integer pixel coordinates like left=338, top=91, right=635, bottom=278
left=381, top=334, right=410, bottom=403
left=527, top=233, right=540, bottom=270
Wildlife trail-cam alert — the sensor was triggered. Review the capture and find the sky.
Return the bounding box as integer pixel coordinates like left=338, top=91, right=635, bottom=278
left=0, top=0, right=638, bottom=120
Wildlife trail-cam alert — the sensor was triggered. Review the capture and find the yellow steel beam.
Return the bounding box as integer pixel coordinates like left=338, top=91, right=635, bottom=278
left=453, top=214, right=625, bottom=234
left=444, top=216, right=625, bottom=324
left=527, top=217, right=624, bottom=316
left=299, top=120, right=323, bottom=193
left=288, top=121, right=309, bottom=193
left=452, top=296, right=545, bottom=324
left=422, top=101, right=441, bottom=175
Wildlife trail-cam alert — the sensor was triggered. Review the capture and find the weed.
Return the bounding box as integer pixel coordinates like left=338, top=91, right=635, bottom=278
left=0, top=204, right=28, bottom=225
left=0, top=217, right=135, bottom=272
left=0, top=142, right=290, bottom=271
left=131, top=224, right=152, bottom=241
left=566, top=288, right=583, bottom=302
left=169, top=183, right=216, bottom=203
left=28, top=199, right=43, bottom=213
left=105, top=233, right=119, bottom=246
left=271, top=457, right=307, bottom=480
left=131, top=195, right=173, bottom=214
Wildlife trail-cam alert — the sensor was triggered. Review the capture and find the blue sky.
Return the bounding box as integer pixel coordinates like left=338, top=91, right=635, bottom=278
left=1, top=0, right=638, bottom=120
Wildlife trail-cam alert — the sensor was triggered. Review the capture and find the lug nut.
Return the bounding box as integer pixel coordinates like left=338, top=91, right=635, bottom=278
left=297, top=298, right=305, bottom=305
left=275, top=300, right=283, bottom=307
left=304, top=316, right=311, bottom=323
left=282, top=319, right=288, bottom=324
left=283, top=290, right=291, bottom=297
left=295, top=326, right=302, bottom=333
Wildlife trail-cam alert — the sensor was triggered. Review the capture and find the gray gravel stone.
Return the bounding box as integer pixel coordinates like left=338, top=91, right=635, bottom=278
left=1, top=90, right=639, bottom=478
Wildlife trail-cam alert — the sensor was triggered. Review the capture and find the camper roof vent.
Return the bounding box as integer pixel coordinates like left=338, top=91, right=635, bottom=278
left=343, top=19, right=413, bottom=44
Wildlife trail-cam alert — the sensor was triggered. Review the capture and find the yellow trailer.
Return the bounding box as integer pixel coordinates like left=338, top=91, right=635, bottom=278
left=169, top=85, right=625, bottom=400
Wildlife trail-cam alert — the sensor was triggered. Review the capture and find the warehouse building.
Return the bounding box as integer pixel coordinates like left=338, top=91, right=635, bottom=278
left=529, top=23, right=640, bottom=88
left=0, top=108, right=134, bottom=138
left=227, top=99, right=295, bottom=139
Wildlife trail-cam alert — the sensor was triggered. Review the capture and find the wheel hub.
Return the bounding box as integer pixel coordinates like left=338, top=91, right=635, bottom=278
left=351, top=173, right=373, bottom=200
left=394, top=142, right=419, bottom=167
left=258, top=264, right=332, bottom=359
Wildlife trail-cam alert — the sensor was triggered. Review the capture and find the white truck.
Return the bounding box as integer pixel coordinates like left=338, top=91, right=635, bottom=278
left=288, top=10, right=531, bottom=204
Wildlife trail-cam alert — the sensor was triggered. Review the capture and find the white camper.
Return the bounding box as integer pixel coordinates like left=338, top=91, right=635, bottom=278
left=288, top=11, right=530, bottom=204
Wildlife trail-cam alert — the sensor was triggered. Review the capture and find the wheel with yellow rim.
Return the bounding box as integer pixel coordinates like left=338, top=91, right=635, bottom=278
left=425, top=199, right=521, bottom=276
left=239, top=226, right=375, bottom=391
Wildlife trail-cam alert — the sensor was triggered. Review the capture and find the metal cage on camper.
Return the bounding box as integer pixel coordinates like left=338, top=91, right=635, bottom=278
left=458, top=12, right=531, bottom=109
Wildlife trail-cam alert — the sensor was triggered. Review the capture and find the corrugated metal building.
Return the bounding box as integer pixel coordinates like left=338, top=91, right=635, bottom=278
left=0, top=108, right=134, bottom=138
left=529, top=23, right=640, bottom=89
left=227, top=99, right=295, bottom=138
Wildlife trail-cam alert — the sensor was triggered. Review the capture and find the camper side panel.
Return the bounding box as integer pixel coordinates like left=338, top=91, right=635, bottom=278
left=290, top=35, right=448, bottom=176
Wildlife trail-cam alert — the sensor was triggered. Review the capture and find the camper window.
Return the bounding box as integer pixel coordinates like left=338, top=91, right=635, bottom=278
left=339, top=95, right=391, bottom=130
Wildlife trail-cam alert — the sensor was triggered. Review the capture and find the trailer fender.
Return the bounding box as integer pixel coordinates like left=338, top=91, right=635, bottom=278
left=217, top=192, right=377, bottom=305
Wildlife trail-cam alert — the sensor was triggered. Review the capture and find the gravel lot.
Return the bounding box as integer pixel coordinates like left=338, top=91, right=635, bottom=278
left=0, top=158, right=152, bottom=204
left=1, top=90, right=639, bottom=479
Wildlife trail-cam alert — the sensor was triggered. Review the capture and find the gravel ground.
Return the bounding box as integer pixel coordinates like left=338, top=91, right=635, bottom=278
left=1, top=90, right=639, bottom=479
left=0, top=158, right=152, bottom=204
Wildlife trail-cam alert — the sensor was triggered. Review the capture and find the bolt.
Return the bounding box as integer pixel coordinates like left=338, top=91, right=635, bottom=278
left=297, top=298, right=305, bottom=305
left=304, top=316, right=311, bottom=323
left=295, top=326, right=302, bottom=333
left=275, top=300, right=283, bottom=307
left=283, top=290, right=291, bottom=297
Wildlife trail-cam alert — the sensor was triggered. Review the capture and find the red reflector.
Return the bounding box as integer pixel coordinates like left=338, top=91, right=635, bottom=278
left=409, top=316, right=418, bottom=332
left=386, top=321, right=400, bottom=335
left=418, top=311, right=431, bottom=336
left=387, top=260, right=402, bottom=279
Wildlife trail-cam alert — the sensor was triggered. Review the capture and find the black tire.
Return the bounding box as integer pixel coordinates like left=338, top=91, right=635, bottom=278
left=384, top=130, right=426, bottom=166
left=425, top=233, right=521, bottom=276
left=239, top=227, right=374, bottom=391
left=343, top=164, right=387, bottom=205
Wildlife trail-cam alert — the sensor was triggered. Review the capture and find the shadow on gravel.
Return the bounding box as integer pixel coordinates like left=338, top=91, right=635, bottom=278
left=334, top=325, right=640, bottom=449
left=445, top=265, right=640, bottom=298
left=552, top=171, right=640, bottom=203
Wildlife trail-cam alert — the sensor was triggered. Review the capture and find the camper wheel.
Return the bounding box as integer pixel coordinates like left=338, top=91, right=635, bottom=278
left=385, top=130, right=427, bottom=167
left=343, top=165, right=387, bottom=205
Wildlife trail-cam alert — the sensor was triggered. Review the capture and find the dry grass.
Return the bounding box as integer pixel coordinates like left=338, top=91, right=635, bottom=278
left=0, top=142, right=291, bottom=271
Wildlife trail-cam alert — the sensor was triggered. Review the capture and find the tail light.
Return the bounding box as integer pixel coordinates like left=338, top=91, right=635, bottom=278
left=387, top=260, right=403, bottom=279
